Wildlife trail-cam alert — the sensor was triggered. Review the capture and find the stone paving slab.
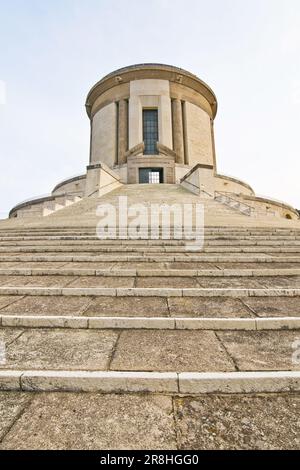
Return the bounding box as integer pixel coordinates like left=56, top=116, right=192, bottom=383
left=165, top=262, right=218, bottom=270
left=0, top=328, right=118, bottom=370
left=0, top=296, right=93, bottom=316
left=196, top=277, right=265, bottom=288
left=175, top=394, right=300, bottom=450
left=0, top=392, right=299, bottom=449
left=0, top=262, right=69, bottom=268
left=259, top=277, right=300, bottom=288
left=215, top=262, right=300, bottom=269
left=111, top=330, right=235, bottom=372
left=217, top=331, right=300, bottom=371
left=83, top=296, right=169, bottom=317
left=63, top=262, right=116, bottom=269
left=242, top=297, right=300, bottom=317
left=18, top=276, right=77, bottom=287
left=0, top=393, right=176, bottom=450
left=111, top=262, right=167, bottom=269
left=0, top=392, right=32, bottom=442
left=65, top=276, right=135, bottom=288
left=0, top=276, right=33, bottom=287
left=0, top=328, right=25, bottom=346
left=0, top=275, right=76, bottom=288
left=0, top=262, right=26, bottom=268
left=168, top=297, right=254, bottom=318
left=0, top=296, right=22, bottom=310
left=135, top=277, right=200, bottom=288
left=274, top=252, right=300, bottom=257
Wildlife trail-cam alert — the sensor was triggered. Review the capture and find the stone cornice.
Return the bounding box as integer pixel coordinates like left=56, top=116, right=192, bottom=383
left=52, top=174, right=86, bottom=194
left=86, top=64, right=218, bottom=119
left=215, top=173, right=255, bottom=195
left=125, top=143, right=145, bottom=158
left=156, top=143, right=177, bottom=159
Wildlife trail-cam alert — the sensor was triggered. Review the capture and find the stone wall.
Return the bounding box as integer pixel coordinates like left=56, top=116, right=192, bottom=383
left=91, top=103, right=117, bottom=166
left=184, top=102, right=214, bottom=167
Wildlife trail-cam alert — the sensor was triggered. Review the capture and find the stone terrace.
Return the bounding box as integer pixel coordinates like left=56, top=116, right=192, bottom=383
left=0, top=185, right=300, bottom=449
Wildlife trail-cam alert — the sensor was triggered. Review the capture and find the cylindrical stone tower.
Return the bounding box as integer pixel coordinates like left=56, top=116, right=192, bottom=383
left=85, top=63, right=218, bottom=184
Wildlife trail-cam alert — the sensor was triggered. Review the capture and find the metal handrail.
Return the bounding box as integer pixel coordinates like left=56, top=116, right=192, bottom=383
left=215, top=191, right=253, bottom=210
left=216, top=191, right=277, bottom=217
left=214, top=191, right=253, bottom=216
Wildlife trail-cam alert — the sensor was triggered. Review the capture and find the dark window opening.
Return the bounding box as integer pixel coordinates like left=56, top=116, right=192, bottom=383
left=143, top=109, right=158, bottom=155
left=139, top=168, right=163, bottom=184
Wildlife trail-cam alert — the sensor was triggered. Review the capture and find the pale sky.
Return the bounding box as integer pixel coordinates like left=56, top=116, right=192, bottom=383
left=0, top=0, right=299, bottom=218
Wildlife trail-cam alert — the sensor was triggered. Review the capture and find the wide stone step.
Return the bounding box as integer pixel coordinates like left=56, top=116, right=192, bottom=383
left=0, top=260, right=298, bottom=271
left=0, top=228, right=300, bottom=235
left=0, top=267, right=299, bottom=277
left=0, top=390, right=298, bottom=450
left=1, top=314, right=299, bottom=331
left=0, top=328, right=299, bottom=393
left=0, top=293, right=299, bottom=317
left=2, top=246, right=300, bottom=254
left=1, top=254, right=300, bottom=263
left=0, top=286, right=299, bottom=297
left=0, top=327, right=299, bottom=372
left=1, top=230, right=300, bottom=239
left=2, top=239, right=300, bottom=246
left=1, top=230, right=300, bottom=236
left=0, top=274, right=298, bottom=289
left=2, top=235, right=300, bottom=243
left=1, top=370, right=300, bottom=395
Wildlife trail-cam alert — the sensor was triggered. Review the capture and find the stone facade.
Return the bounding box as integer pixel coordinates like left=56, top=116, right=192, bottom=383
left=8, top=63, right=299, bottom=220
left=86, top=64, right=217, bottom=184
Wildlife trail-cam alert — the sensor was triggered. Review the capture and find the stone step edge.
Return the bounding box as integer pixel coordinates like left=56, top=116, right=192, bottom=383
left=0, top=287, right=299, bottom=297
left=0, top=248, right=300, bottom=255
left=0, top=233, right=300, bottom=242
left=2, top=248, right=300, bottom=254
left=1, top=370, right=300, bottom=394
left=0, top=268, right=300, bottom=277
left=1, top=229, right=299, bottom=234
left=1, top=315, right=300, bottom=330
left=2, top=240, right=300, bottom=246
left=1, top=256, right=300, bottom=263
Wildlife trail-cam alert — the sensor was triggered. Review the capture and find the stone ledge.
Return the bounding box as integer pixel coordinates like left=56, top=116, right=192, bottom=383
left=0, top=267, right=300, bottom=277
left=1, top=315, right=300, bottom=330
left=1, top=370, right=300, bottom=394
left=0, top=287, right=299, bottom=297
left=179, top=372, right=300, bottom=394
left=21, top=371, right=179, bottom=393
left=1, top=255, right=300, bottom=263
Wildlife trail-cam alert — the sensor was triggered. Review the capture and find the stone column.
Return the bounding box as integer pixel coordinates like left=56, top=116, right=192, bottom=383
left=118, top=99, right=128, bottom=165
left=210, top=118, right=217, bottom=173
left=172, top=99, right=184, bottom=164
left=128, top=96, right=142, bottom=149
left=159, top=95, right=173, bottom=149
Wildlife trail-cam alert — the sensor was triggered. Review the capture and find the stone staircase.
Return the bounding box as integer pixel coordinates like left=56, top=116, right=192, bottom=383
left=11, top=194, right=82, bottom=219
left=0, top=185, right=300, bottom=449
